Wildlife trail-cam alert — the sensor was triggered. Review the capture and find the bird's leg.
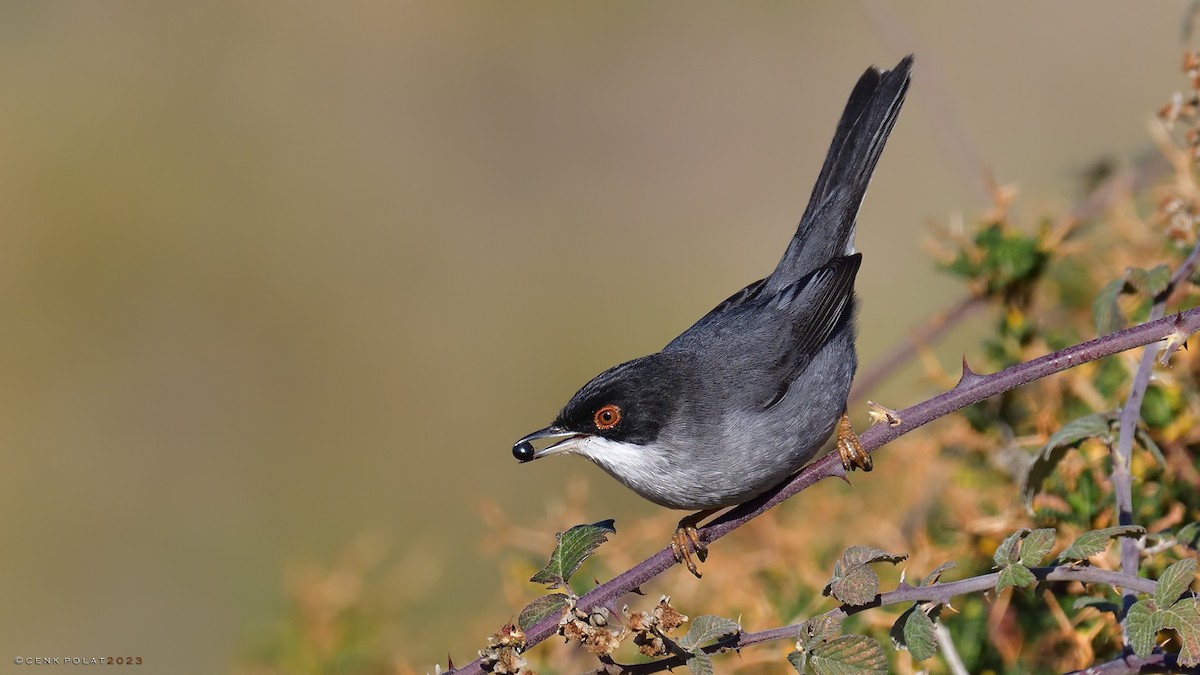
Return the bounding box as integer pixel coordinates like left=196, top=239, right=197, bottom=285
left=671, top=508, right=719, bottom=578
left=836, top=412, right=872, bottom=472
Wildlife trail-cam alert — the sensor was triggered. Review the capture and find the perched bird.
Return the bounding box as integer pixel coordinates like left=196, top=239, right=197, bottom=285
left=513, top=57, right=912, bottom=577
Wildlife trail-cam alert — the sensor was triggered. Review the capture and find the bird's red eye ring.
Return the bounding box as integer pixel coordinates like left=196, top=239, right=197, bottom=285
left=594, top=404, right=621, bottom=430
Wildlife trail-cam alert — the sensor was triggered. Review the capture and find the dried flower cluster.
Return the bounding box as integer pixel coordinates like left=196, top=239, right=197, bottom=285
left=628, top=596, right=689, bottom=657
left=527, top=594, right=691, bottom=662
left=558, top=599, right=626, bottom=655
left=1157, top=52, right=1200, bottom=241
left=1160, top=53, right=1200, bottom=152
left=478, top=622, right=529, bottom=674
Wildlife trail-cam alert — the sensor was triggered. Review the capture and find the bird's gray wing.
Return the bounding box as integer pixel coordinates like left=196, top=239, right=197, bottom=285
left=663, top=253, right=861, bottom=407
left=665, top=277, right=766, bottom=350
left=760, top=252, right=861, bottom=409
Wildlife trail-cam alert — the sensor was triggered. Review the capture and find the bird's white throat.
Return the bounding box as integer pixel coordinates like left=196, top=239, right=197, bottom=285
left=569, top=436, right=680, bottom=507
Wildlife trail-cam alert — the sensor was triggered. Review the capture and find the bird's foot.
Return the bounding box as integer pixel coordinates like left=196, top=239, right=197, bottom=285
left=836, top=413, right=872, bottom=472
left=670, top=509, right=717, bottom=578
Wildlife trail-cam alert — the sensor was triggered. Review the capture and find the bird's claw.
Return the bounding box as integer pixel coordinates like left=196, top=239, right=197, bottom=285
left=836, top=413, right=871, bottom=472
left=671, top=515, right=710, bottom=578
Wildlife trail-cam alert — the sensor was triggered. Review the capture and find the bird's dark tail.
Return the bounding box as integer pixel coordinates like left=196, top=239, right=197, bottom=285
left=766, top=56, right=912, bottom=290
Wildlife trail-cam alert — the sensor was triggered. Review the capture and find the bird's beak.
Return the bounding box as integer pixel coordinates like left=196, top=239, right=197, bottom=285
left=512, top=425, right=590, bottom=462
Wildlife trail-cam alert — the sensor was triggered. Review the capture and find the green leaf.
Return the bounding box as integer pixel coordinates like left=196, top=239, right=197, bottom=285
left=1019, top=528, right=1057, bottom=566
left=515, top=593, right=569, bottom=631
left=685, top=653, right=714, bottom=675
left=996, top=563, right=1037, bottom=592
left=1093, top=277, right=1128, bottom=335
left=1124, top=585, right=1200, bottom=667
left=959, top=224, right=1045, bottom=296
left=994, top=529, right=1030, bottom=567
left=1156, top=558, right=1198, bottom=607
left=888, top=606, right=914, bottom=652
left=529, top=519, right=615, bottom=589
left=797, top=612, right=845, bottom=651
left=920, top=561, right=956, bottom=587
left=1128, top=264, right=1172, bottom=298
left=787, top=650, right=810, bottom=674
left=903, top=607, right=937, bottom=661
left=810, top=634, right=888, bottom=674
left=1074, top=596, right=1121, bottom=615
left=1059, top=526, right=1145, bottom=562
left=1125, top=598, right=1161, bottom=658
left=1179, top=523, right=1200, bottom=550
left=1023, top=412, right=1117, bottom=504
left=1046, top=412, right=1118, bottom=450
left=1141, top=386, right=1174, bottom=428
left=676, top=615, right=740, bottom=652
left=1162, top=597, right=1200, bottom=667
left=827, top=563, right=881, bottom=607
left=840, top=545, right=908, bottom=567
left=825, top=546, right=906, bottom=606
left=1134, top=425, right=1167, bottom=468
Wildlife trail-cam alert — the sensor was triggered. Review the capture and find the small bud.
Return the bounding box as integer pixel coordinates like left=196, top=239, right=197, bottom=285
left=1160, top=313, right=1193, bottom=366
left=866, top=401, right=902, bottom=427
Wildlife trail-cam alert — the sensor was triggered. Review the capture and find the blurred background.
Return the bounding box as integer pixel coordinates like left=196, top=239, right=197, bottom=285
left=0, top=2, right=1192, bottom=672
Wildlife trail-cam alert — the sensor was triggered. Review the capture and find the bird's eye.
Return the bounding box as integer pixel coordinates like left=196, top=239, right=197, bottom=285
left=593, top=404, right=622, bottom=430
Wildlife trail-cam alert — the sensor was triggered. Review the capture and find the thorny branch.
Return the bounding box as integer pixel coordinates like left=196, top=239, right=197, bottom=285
left=455, top=305, right=1200, bottom=675
left=597, top=565, right=1159, bottom=675
left=1065, top=653, right=1197, bottom=675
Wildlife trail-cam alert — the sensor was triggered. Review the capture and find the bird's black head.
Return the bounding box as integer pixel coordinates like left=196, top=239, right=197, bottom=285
left=511, top=352, right=689, bottom=462
left=552, top=353, right=683, bottom=445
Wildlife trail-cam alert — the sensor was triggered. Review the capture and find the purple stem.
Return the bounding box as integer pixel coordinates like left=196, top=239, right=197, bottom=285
left=1064, top=653, right=1196, bottom=675
left=1114, top=239, right=1200, bottom=611
left=610, top=565, right=1158, bottom=674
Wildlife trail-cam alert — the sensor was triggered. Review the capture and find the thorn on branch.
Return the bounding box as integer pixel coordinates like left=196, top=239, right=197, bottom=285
left=956, top=356, right=986, bottom=389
